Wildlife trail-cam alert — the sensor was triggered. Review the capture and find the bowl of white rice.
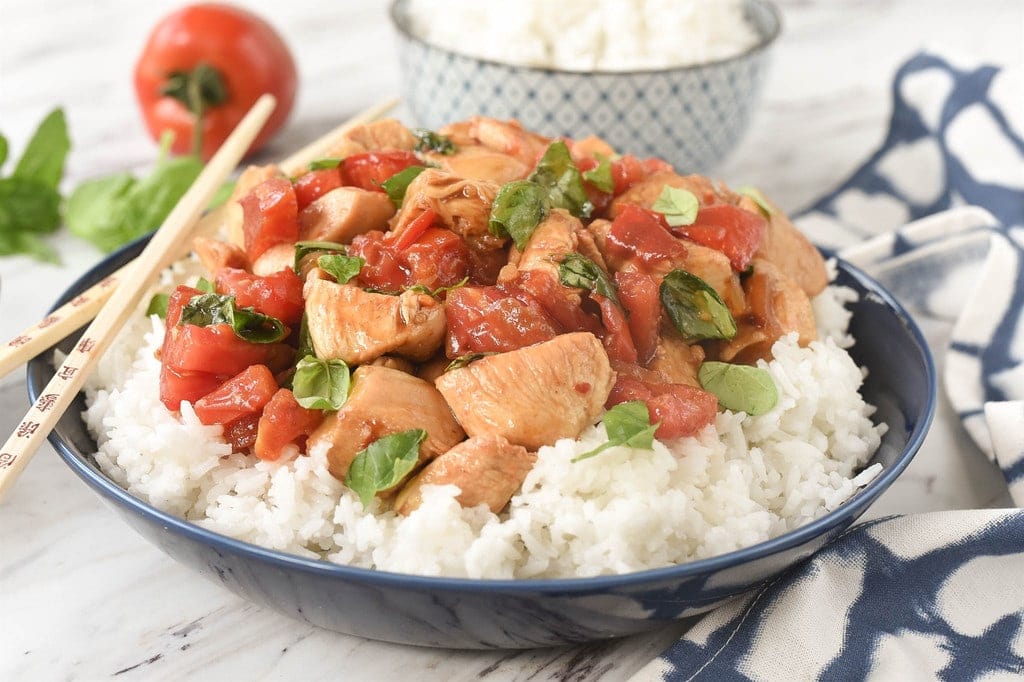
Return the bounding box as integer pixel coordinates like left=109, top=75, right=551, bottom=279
left=390, top=0, right=781, bottom=173
left=30, top=235, right=935, bottom=648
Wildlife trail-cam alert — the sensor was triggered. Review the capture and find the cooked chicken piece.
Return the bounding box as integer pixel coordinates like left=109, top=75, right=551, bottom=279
left=716, top=258, right=817, bottom=363
left=369, top=356, right=415, bottom=374
left=393, top=434, right=535, bottom=515
left=416, top=355, right=451, bottom=384
left=304, top=279, right=445, bottom=364
left=610, top=172, right=732, bottom=218
left=424, top=144, right=530, bottom=185
left=574, top=224, right=609, bottom=272
left=571, top=135, right=616, bottom=160
left=648, top=330, right=705, bottom=388
left=468, top=117, right=551, bottom=166
left=251, top=243, right=295, bottom=276
left=223, top=164, right=286, bottom=248
left=501, top=209, right=581, bottom=283
left=748, top=196, right=829, bottom=297
left=320, top=118, right=417, bottom=158
left=436, top=120, right=477, bottom=147
left=298, top=186, right=396, bottom=244
left=308, top=365, right=465, bottom=483
left=435, top=332, right=614, bottom=450
left=587, top=218, right=612, bottom=258
left=193, top=236, right=248, bottom=274
left=391, top=169, right=504, bottom=252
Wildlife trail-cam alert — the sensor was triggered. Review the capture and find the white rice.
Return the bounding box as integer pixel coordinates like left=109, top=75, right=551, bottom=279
left=81, top=264, right=886, bottom=579
left=405, top=0, right=761, bottom=72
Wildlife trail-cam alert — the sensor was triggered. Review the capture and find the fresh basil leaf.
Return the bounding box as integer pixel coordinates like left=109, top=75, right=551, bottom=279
left=0, top=177, right=61, bottom=235
left=294, top=240, right=347, bottom=272
left=208, top=180, right=236, bottom=209
left=147, top=293, right=170, bottom=318
left=292, top=355, right=351, bottom=411
left=195, top=277, right=215, bottom=293
left=318, top=254, right=364, bottom=284
left=737, top=186, right=773, bottom=218
left=381, top=165, right=426, bottom=207
left=528, top=140, right=593, bottom=219
left=13, top=108, right=69, bottom=190
left=652, top=185, right=699, bottom=227
left=444, top=352, right=497, bottom=372
left=296, top=313, right=314, bottom=360
left=407, top=276, right=468, bottom=299
left=659, top=269, right=737, bottom=341
left=488, top=180, right=548, bottom=250
left=558, top=253, right=618, bottom=304
left=344, top=429, right=427, bottom=507
left=582, top=154, right=614, bottom=193
left=309, top=158, right=342, bottom=170
left=699, top=361, right=778, bottom=415
left=573, top=401, right=659, bottom=462
left=413, top=129, right=455, bottom=155
left=64, top=173, right=136, bottom=251
left=0, top=134, right=8, bottom=169
left=181, top=292, right=287, bottom=344
left=0, top=231, right=58, bottom=263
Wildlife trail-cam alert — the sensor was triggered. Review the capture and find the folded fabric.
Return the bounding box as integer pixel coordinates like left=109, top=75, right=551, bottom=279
left=635, top=52, right=1023, bottom=680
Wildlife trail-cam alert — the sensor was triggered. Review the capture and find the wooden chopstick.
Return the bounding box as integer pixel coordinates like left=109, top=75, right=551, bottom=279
left=0, top=96, right=276, bottom=500
left=0, top=96, right=400, bottom=382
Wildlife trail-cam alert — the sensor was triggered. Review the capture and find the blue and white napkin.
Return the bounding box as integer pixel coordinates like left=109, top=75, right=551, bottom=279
left=636, top=52, right=1024, bottom=680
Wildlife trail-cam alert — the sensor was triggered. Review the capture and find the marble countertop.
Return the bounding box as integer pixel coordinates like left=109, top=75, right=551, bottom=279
left=1, top=0, right=1021, bottom=679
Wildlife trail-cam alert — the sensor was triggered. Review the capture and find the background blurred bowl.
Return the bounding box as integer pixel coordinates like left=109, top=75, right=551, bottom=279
left=390, top=0, right=781, bottom=173
left=31, top=237, right=934, bottom=649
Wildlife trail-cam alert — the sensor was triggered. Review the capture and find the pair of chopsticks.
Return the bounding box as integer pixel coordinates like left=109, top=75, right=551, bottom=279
left=0, top=96, right=399, bottom=498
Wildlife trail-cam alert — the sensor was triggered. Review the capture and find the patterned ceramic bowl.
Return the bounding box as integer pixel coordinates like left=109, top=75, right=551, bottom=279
left=390, top=0, right=781, bottom=173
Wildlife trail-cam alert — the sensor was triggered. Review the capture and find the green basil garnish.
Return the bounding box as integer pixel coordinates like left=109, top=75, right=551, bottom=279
left=573, top=400, right=659, bottom=462
left=488, top=179, right=549, bottom=250
left=582, top=154, right=614, bottom=193
left=413, top=129, right=455, bottom=155
left=528, top=140, right=593, bottom=219
left=146, top=293, right=170, bottom=319
left=292, top=355, right=351, bottom=411
left=296, top=313, right=314, bottom=360
left=652, top=185, right=699, bottom=227
left=444, top=352, right=497, bottom=372
left=381, top=165, right=427, bottom=207
left=195, top=277, right=215, bottom=293
left=344, top=429, right=427, bottom=507
left=407, top=276, right=468, bottom=299
left=558, top=253, right=618, bottom=304
left=180, top=292, right=287, bottom=344
left=318, top=254, right=364, bottom=284
left=699, top=361, right=778, bottom=415
left=294, top=240, right=347, bottom=272
left=737, top=186, right=773, bottom=218
left=308, top=158, right=342, bottom=170
left=659, top=269, right=737, bottom=341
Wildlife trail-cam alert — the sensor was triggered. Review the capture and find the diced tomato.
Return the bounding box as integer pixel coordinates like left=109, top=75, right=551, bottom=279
left=593, top=293, right=637, bottom=364
left=391, top=209, right=437, bottom=250
left=607, top=376, right=718, bottom=439
left=347, top=231, right=404, bottom=290
left=223, top=412, right=261, bottom=452
left=163, top=323, right=287, bottom=377
left=607, top=204, right=687, bottom=266
left=240, top=177, right=300, bottom=262
left=445, top=286, right=560, bottom=356
left=575, top=156, right=613, bottom=215
left=165, top=284, right=203, bottom=329
left=610, top=155, right=673, bottom=195
left=615, top=270, right=662, bottom=366
left=194, top=364, right=279, bottom=426
left=215, top=267, right=304, bottom=325
left=349, top=227, right=470, bottom=292
left=254, top=389, right=324, bottom=461
left=159, top=366, right=226, bottom=412
left=675, top=205, right=767, bottom=272
left=340, top=151, right=421, bottom=192
left=293, top=167, right=344, bottom=211
left=511, top=270, right=603, bottom=336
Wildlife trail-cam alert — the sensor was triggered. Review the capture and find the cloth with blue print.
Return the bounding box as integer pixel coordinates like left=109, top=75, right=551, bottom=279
left=635, top=52, right=1024, bottom=680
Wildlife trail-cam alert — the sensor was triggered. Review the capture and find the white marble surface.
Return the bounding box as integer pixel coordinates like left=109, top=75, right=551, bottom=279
left=1, top=0, right=1021, bottom=679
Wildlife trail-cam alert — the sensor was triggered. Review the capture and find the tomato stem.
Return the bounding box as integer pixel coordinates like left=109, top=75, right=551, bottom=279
left=160, top=62, right=228, bottom=157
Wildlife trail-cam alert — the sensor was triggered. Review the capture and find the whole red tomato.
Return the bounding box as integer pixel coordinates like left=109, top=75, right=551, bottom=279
left=134, top=3, right=297, bottom=160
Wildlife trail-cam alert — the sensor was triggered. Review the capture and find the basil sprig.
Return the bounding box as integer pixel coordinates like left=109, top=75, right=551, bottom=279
left=582, top=154, right=614, bottom=193
left=308, top=158, right=342, bottom=170
left=381, top=165, right=427, bottom=207
left=413, top=128, right=455, bottom=155
left=292, top=355, right=351, bottom=411
left=146, top=293, right=170, bottom=319
left=488, top=141, right=594, bottom=250
left=558, top=253, right=618, bottom=304
left=573, top=401, right=659, bottom=462
left=345, top=429, right=427, bottom=507
left=659, top=269, right=737, bottom=341
left=318, top=254, right=364, bottom=284
left=699, top=361, right=778, bottom=415
left=180, top=292, right=288, bottom=344
left=652, top=185, right=699, bottom=227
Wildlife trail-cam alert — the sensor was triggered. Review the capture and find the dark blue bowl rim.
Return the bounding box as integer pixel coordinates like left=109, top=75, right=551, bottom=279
left=32, top=239, right=936, bottom=594
left=388, top=0, right=783, bottom=77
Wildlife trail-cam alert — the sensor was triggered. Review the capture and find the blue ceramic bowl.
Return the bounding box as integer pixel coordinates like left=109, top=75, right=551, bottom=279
left=29, top=237, right=935, bottom=649
left=390, top=0, right=781, bottom=173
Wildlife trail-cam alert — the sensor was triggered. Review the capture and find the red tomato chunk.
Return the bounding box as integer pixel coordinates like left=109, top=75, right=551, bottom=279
left=240, top=177, right=300, bottom=261
left=340, top=151, right=420, bottom=192
left=292, top=167, right=344, bottom=211
left=348, top=227, right=470, bottom=292
left=608, top=376, right=718, bottom=439
left=615, top=270, right=662, bottom=366
left=675, top=205, right=767, bottom=272
left=607, top=204, right=687, bottom=266
left=194, top=364, right=278, bottom=425
left=254, top=389, right=323, bottom=461
left=445, top=286, right=560, bottom=357
left=215, top=267, right=304, bottom=325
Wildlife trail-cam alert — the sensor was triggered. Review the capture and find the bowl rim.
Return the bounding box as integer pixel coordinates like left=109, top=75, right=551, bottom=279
left=387, top=0, right=783, bottom=77
left=32, top=241, right=936, bottom=594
